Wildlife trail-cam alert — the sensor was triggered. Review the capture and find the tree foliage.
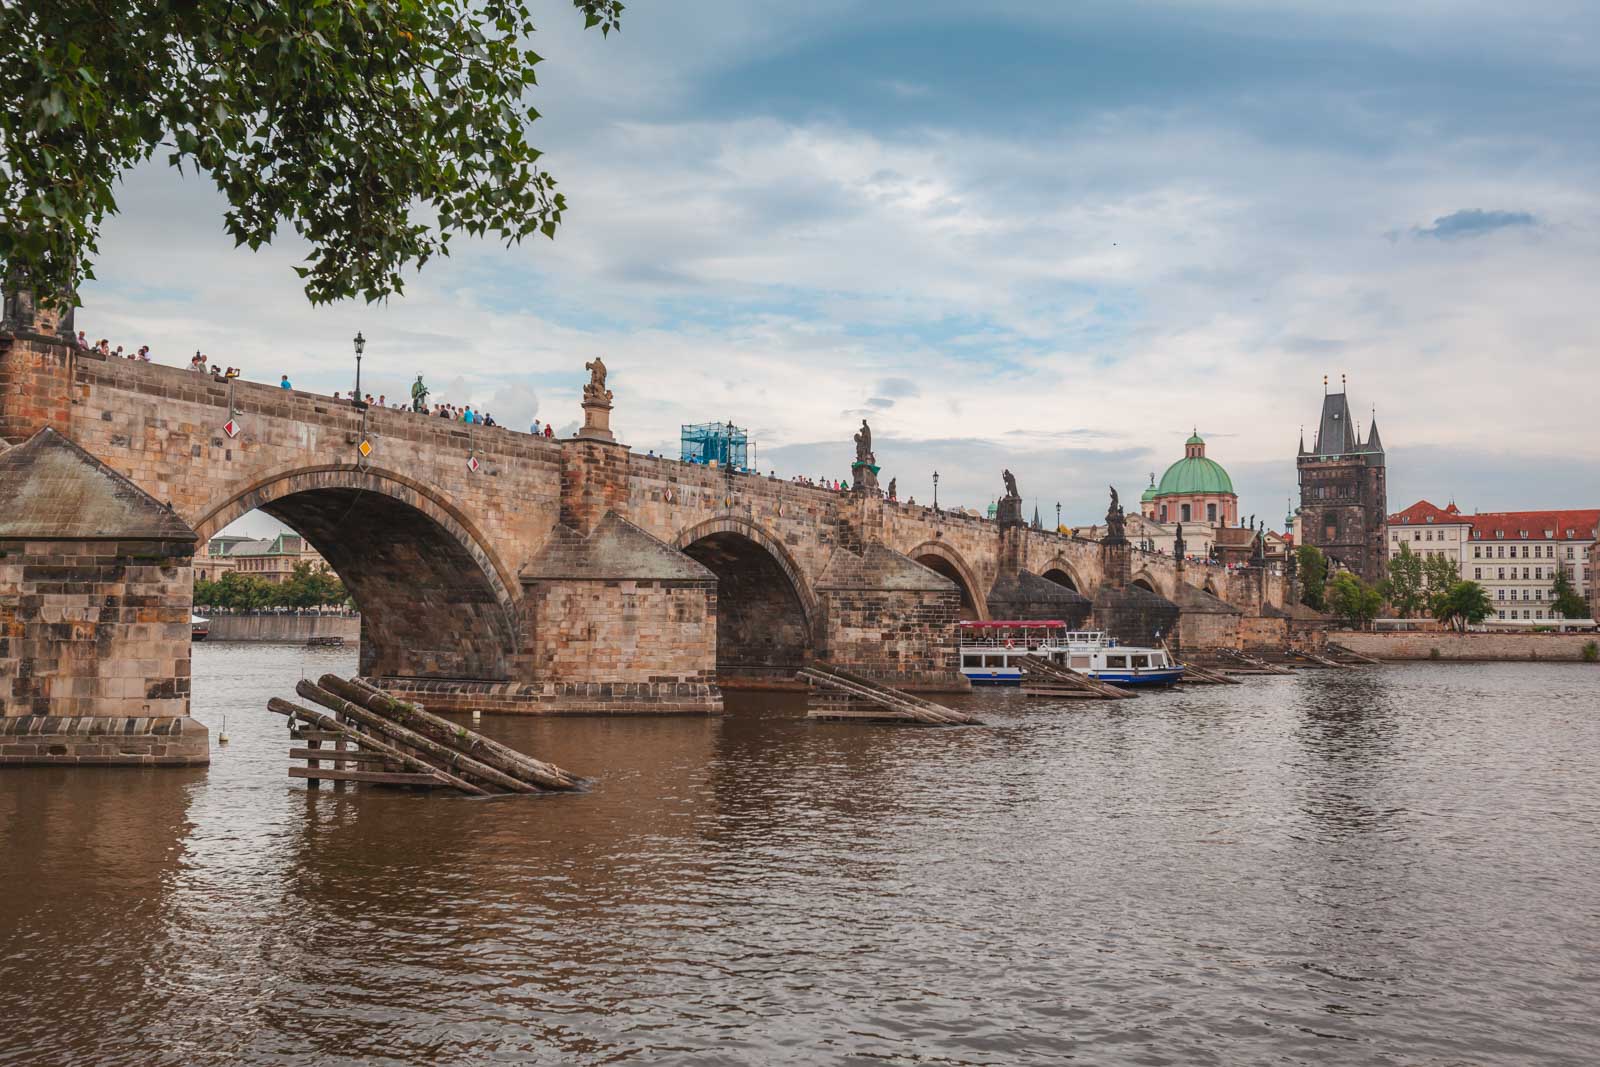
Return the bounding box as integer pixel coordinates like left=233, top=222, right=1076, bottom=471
left=1421, top=552, right=1460, bottom=610
left=1433, top=580, right=1493, bottom=633
left=0, top=0, right=623, bottom=305
left=1550, top=566, right=1589, bottom=620
left=1385, top=543, right=1425, bottom=617
left=194, top=562, right=348, bottom=611
left=1297, top=544, right=1327, bottom=611
left=1328, top=571, right=1383, bottom=629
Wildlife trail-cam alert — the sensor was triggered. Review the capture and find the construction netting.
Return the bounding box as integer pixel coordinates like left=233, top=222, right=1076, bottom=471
left=680, top=421, right=748, bottom=469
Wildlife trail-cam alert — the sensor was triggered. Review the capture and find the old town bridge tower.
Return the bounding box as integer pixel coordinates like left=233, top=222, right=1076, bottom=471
left=1297, top=377, right=1387, bottom=583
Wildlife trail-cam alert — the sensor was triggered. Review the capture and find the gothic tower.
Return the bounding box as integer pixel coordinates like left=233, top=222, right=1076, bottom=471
left=1296, top=378, right=1387, bottom=583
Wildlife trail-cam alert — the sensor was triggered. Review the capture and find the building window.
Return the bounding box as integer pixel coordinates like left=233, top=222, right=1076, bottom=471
left=1497, top=611, right=1505, bottom=619
left=1498, top=568, right=1505, bottom=579
left=1181, top=504, right=1192, bottom=522
left=1160, top=505, right=1168, bottom=522
left=1522, top=589, right=1530, bottom=600
left=1473, top=546, right=1481, bottom=558
left=1207, top=503, right=1217, bottom=523
left=1522, top=546, right=1530, bottom=558
left=1497, top=589, right=1505, bottom=600
left=1474, top=568, right=1481, bottom=579
left=1535, top=589, right=1543, bottom=600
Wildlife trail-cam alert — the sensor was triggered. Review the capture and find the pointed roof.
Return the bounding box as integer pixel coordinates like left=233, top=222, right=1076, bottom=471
left=1365, top=416, right=1384, bottom=453
left=522, top=512, right=715, bottom=581
left=0, top=428, right=195, bottom=541
left=1312, top=391, right=1359, bottom=456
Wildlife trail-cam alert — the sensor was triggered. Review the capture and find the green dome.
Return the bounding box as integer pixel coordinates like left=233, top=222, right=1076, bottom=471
left=1140, top=474, right=1158, bottom=502
left=1185, top=432, right=1205, bottom=446
left=1155, top=456, right=1235, bottom=497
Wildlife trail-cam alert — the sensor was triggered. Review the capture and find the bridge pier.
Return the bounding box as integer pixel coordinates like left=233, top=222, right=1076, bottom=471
left=0, top=429, right=209, bottom=764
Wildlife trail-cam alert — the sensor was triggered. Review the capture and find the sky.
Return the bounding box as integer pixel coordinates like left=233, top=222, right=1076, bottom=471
left=79, top=0, right=1600, bottom=537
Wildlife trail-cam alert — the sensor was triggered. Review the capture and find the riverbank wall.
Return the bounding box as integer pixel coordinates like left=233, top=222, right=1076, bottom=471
left=203, top=614, right=361, bottom=643
left=1331, top=630, right=1600, bottom=662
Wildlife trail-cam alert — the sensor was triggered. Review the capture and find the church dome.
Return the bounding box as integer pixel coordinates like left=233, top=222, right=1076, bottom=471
left=1140, top=473, right=1158, bottom=503
left=1153, top=433, right=1235, bottom=497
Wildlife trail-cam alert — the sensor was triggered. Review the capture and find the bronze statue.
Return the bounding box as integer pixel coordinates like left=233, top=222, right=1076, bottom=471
left=1002, top=469, right=1019, bottom=500
left=854, top=419, right=875, bottom=466
left=583, top=356, right=612, bottom=402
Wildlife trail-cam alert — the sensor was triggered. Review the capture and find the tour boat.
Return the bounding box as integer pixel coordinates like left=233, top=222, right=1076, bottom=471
left=190, top=615, right=210, bottom=641
left=958, top=620, right=1185, bottom=687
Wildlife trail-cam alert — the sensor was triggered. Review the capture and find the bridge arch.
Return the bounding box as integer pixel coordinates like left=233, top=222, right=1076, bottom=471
left=905, top=540, right=988, bottom=620
left=192, top=465, right=519, bottom=681
left=1041, top=557, right=1086, bottom=593
left=674, top=517, right=816, bottom=676
left=1130, top=570, right=1162, bottom=595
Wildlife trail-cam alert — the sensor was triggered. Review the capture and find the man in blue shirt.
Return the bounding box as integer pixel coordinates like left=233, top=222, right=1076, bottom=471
left=280, top=375, right=292, bottom=390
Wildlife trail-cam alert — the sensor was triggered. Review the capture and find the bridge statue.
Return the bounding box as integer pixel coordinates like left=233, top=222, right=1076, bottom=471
left=578, top=356, right=616, bottom=440
left=583, top=356, right=612, bottom=403
left=1002, top=469, right=1020, bottom=501
left=995, top=469, right=1023, bottom=526
left=1104, top=485, right=1126, bottom=542
left=410, top=374, right=429, bottom=413
left=854, top=419, right=875, bottom=466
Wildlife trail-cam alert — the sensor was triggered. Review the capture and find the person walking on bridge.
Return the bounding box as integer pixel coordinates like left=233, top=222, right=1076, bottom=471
left=280, top=374, right=292, bottom=390
left=411, top=374, right=429, bottom=413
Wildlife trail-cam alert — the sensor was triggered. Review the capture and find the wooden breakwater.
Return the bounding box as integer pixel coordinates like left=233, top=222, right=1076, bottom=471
left=268, top=675, right=586, bottom=794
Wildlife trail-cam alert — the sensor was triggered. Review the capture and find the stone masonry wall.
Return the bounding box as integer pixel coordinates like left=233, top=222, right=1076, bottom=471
left=0, top=537, right=192, bottom=717
left=820, top=587, right=965, bottom=690
left=523, top=579, right=719, bottom=689
left=0, top=333, right=74, bottom=443
left=1329, top=630, right=1600, bottom=662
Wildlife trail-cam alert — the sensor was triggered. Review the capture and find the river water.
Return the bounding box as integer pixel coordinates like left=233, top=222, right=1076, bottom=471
left=3, top=644, right=1599, bottom=1066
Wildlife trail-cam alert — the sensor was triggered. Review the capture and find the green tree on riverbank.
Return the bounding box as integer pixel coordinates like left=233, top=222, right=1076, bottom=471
left=1297, top=544, right=1328, bottom=611
left=1550, top=567, right=1589, bottom=619
left=1433, top=581, right=1494, bottom=633
left=194, top=563, right=347, bottom=611
left=1328, top=571, right=1383, bottom=629
left=1385, top=544, right=1425, bottom=617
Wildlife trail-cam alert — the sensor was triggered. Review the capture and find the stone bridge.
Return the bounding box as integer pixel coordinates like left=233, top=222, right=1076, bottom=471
left=2, top=300, right=1292, bottom=741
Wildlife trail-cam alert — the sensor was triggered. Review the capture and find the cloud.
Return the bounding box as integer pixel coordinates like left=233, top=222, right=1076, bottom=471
left=1411, top=209, right=1537, bottom=241
left=73, top=3, right=1600, bottom=533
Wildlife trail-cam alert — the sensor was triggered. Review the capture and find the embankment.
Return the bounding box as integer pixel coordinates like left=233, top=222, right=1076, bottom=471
left=1331, top=630, right=1599, bottom=662
left=202, top=614, right=360, bottom=643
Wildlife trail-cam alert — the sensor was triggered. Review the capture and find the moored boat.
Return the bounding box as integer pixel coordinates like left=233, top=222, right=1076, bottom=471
left=191, top=614, right=210, bottom=641
left=958, top=621, right=1184, bottom=687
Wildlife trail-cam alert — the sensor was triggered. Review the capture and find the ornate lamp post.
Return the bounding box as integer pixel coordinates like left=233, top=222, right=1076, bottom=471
left=352, top=331, right=366, bottom=404
left=933, top=470, right=940, bottom=511
left=1055, top=501, right=1061, bottom=530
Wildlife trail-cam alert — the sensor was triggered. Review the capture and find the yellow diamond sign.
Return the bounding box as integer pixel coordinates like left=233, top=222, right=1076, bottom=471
left=358, top=439, right=373, bottom=458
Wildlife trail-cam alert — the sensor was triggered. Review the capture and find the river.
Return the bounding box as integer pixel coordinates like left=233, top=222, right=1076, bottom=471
left=2, top=643, right=1598, bottom=1065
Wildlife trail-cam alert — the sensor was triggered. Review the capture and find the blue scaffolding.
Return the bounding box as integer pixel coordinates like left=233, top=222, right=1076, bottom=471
left=681, top=421, right=748, bottom=470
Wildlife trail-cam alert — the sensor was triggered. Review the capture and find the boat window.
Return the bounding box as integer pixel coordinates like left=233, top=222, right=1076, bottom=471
left=1131, top=655, right=1148, bottom=668
left=1070, top=656, right=1091, bottom=668
left=984, top=655, right=1005, bottom=668
left=962, top=654, right=982, bottom=668
left=1106, top=655, right=1129, bottom=668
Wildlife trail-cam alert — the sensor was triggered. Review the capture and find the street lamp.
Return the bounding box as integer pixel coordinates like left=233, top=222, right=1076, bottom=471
left=1055, top=502, right=1061, bottom=530
left=352, top=331, right=366, bottom=404
left=933, top=470, right=940, bottom=511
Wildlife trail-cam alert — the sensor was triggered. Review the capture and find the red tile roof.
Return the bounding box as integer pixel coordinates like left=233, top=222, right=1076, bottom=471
left=1463, top=509, right=1600, bottom=542
left=1388, top=499, right=1466, bottom=526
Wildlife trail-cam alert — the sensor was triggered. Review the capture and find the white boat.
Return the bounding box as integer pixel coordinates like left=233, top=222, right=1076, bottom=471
left=190, top=614, right=210, bottom=641
left=958, top=620, right=1184, bottom=687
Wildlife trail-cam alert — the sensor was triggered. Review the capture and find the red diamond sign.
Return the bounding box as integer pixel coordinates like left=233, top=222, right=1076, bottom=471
left=222, top=418, right=240, bottom=438
left=466, top=455, right=481, bottom=473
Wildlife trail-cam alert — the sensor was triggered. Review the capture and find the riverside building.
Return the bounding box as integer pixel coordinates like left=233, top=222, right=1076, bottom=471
left=1387, top=500, right=1598, bottom=623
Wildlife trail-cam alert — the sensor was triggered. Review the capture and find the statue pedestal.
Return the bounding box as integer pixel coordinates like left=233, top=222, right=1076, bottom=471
left=579, top=396, right=614, bottom=442
left=995, top=495, right=1023, bottom=527
left=851, top=462, right=880, bottom=494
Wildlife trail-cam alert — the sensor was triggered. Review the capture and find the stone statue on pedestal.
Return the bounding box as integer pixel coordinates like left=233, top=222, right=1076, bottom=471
left=1002, top=468, right=1020, bottom=501
left=995, top=469, right=1024, bottom=526
left=1104, top=485, right=1127, bottom=543
left=850, top=419, right=879, bottom=493
left=578, top=356, right=616, bottom=441
left=854, top=419, right=875, bottom=467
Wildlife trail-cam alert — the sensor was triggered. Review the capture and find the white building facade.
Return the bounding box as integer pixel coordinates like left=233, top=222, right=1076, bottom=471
left=1387, top=500, right=1598, bottom=624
